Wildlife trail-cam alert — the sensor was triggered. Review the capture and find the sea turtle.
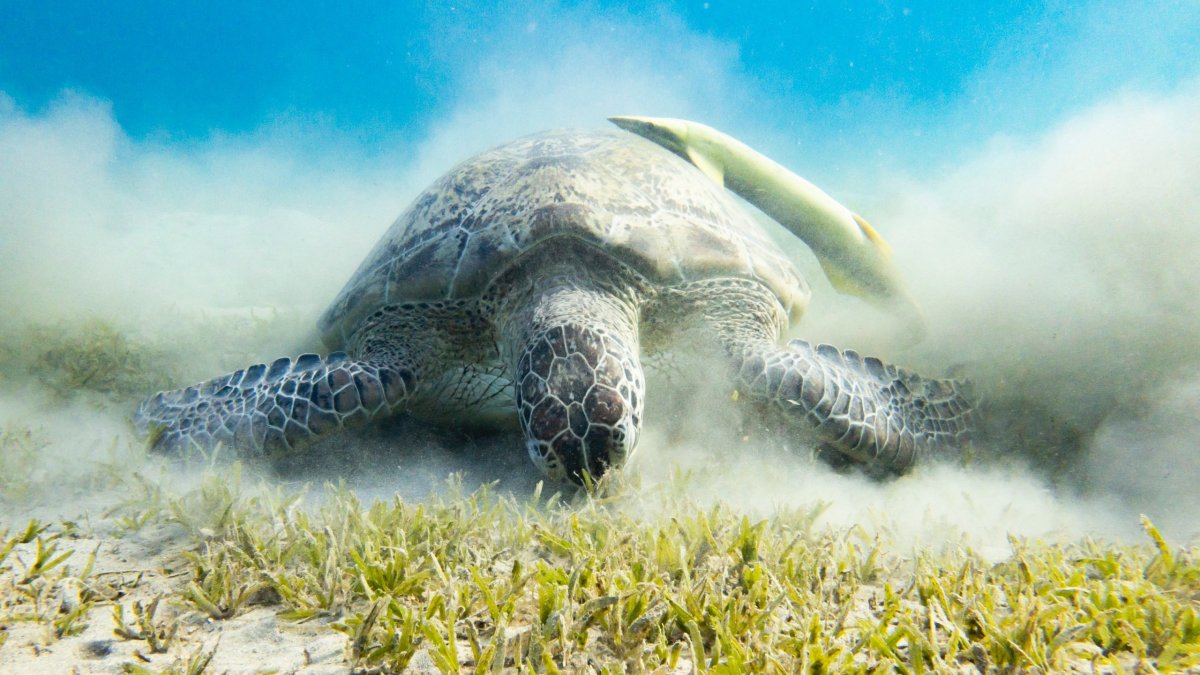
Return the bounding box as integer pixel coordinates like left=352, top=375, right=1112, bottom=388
left=135, top=125, right=974, bottom=485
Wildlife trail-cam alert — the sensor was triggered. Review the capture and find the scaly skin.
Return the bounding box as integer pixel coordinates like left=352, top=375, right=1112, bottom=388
left=499, top=266, right=646, bottom=483
left=135, top=353, right=414, bottom=456
left=668, top=277, right=973, bottom=475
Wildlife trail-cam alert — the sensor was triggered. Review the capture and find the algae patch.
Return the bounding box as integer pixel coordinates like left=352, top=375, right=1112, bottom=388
left=1, top=319, right=177, bottom=407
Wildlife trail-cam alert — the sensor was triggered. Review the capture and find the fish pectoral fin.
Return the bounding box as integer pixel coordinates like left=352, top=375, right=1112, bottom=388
left=818, top=258, right=864, bottom=297
left=686, top=147, right=725, bottom=187
left=852, top=213, right=893, bottom=259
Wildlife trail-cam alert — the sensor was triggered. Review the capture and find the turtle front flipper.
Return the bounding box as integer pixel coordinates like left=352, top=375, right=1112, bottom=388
left=688, top=278, right=975, bottom=475
left=738, top=339, right=975, bottom=474
left=135, top=353, right=415, bottom=456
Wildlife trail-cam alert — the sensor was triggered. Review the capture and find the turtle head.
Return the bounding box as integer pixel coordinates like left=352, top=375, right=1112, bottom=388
left=517, top=323, right=645, bottom=488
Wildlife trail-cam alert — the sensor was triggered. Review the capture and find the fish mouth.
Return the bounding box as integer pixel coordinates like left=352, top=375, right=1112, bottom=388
left=608, top=116, right=688, bottom=157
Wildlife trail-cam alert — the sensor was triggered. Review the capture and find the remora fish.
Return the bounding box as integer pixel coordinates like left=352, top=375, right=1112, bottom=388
left=608, top=115, right=921, bottom=325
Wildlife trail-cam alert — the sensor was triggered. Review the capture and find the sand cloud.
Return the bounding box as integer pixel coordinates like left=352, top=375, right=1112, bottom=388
left=880, top=84, right=1200, bottom=540
left=2, top=3, right=1198, bottom=550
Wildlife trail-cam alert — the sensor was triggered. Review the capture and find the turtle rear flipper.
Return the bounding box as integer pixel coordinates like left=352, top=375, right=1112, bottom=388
left=135, top=353, right=415, bottom=457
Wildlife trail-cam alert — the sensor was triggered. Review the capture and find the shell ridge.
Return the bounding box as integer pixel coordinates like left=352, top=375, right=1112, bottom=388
left=321, top=129, right=811, bottom=344
left=446, top=151, right=564, bottom=298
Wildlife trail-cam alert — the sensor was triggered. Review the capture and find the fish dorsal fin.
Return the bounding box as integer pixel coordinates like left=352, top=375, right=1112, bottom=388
left=686, top=147, right=725, bottom=187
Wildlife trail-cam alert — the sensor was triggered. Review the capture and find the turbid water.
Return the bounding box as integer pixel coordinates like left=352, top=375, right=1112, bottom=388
left=3, top=82, right=1199, bottom=550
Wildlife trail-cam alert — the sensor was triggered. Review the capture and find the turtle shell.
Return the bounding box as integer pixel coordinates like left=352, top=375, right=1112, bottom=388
left=319, top=128, right=810, bottom=347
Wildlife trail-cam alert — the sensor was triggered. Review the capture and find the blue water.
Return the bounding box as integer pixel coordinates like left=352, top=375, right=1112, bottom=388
left=2, top=1, right=1196, bottom=157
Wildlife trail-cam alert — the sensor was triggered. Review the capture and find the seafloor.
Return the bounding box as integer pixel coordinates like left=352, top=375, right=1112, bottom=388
left=1, top=318, right=1197, bottom=673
